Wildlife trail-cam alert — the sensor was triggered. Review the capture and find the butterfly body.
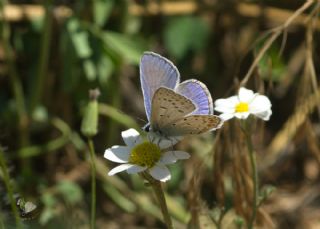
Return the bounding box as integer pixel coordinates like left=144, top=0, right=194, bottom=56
left=140, top=52, right=222, bottom=146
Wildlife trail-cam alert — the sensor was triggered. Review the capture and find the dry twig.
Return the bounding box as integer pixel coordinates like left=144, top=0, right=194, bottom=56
left=240, top=0, right=316, bottom=86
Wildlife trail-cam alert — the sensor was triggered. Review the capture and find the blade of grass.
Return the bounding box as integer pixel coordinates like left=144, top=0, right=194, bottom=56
left=102, top=184, right=136, bottom=213
left=29, top=0, right=54, bottom=113
left=99, top=103, right=140, bottom=130
left=15, top=118, right=85, bottom=158
left=0, top=147, right=22, bottom=228
left=0, top=0, right=29, bottom=147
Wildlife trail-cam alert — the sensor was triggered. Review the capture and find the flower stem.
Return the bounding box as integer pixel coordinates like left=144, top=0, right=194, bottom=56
left=0, top=148, right=22, bottom=228
left=87, top=138, right=96, bottom=229
left=142, top=173, right=174, bottom=229
left=243, top=126, right=258, bottom=229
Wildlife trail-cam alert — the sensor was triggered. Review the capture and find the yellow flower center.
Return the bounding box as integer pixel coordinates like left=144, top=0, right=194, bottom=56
left=235, top=102, right=249, bottom=113
left=129, top=142, right=162, bottom=168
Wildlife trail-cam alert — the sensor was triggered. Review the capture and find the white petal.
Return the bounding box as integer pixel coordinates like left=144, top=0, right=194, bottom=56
left=121, top=128, right=142, bottom=147
left=104, top=146, right=130, bottom=163
left=127, top=165, right=147, bottom=174
left=149, top=165, right=171, bottom=182
left=249, top=95, right=272, bottom=113
left=254, top=109, right=272, bottom=121
left=234, top=112, right=250, bottom=119
left=159, top=137, right=182, bottom=149
left=214, top=106, right=235, bottom=114
left=160, top=151, right=190, bottom=164
left=238, top=87, right=255, bottom=102
left=108, top=164, right=133, bottom=176
left=214, top=96, right=238, bottom=113
left=219, top=113, right=235, bottom=121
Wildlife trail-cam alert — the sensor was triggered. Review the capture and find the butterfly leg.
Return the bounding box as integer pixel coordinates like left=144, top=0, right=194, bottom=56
left=147, top=132, right=159, bottom=146
left=163, top=135, right=178, bottom=150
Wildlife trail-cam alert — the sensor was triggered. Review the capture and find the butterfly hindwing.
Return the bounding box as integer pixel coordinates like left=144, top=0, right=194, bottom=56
left=176, top=79, right=213, bottom=115
left=140, top=52, right=180, bottom=121
left=151, top=87, right=196, bottom=132
left=161, top=115, right=222, bottom=136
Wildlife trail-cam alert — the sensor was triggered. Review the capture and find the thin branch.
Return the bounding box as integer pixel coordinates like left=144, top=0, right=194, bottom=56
left=305, top=2, right=320, bottom=116
left=240, top=0, right=316, bottom=87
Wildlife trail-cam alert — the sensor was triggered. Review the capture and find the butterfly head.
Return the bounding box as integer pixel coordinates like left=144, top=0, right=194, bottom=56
left=142, top=123, right=150, bottom=132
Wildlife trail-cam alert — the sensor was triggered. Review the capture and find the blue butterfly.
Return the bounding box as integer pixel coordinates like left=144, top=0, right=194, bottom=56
left=140, top=52, right=222, bottom=147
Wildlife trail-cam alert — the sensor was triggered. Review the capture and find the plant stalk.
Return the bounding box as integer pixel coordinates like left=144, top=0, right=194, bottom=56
left=87, top=138, right=97, bottom=229
left=0, top=0, right=29, bottom=147
left=0, top=148, right=22, bottom=228
left=243, top=127, right=258, bottom=229
left=142, top=172, right=174, bottom=229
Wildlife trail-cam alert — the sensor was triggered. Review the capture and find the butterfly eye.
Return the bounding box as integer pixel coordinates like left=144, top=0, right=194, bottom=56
left=143, top=124, right=150, bottom=132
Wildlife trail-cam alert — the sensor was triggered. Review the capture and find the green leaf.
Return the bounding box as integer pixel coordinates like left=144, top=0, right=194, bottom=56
left=257, top=44, right=286, bottom=82
left=41, top=191, right=55, bottom=205
left=39, top=208, right=55, bottom=225
left=93, top=0, right=114, bottom=27
left=259, top=185, right=276, bottom=204
left=56, top=180, right=83, bottom=204
left=164, top=16, right=210, bottom=60
left=59, top=25, right=79, bottom=91
left=103, top=31, right=144, bottom=64
left=83, top=59, right=96, bottom=81
left=67, top=17, right=92, bottom=58
left=39, top=193, right=58, bottom=225
left=97, top=55, right=114, bottom=86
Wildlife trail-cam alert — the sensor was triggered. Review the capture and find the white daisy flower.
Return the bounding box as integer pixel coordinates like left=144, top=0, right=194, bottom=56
left=214, top=87, right=272, bottom=121
left=104, top=128, right=190, bottom=182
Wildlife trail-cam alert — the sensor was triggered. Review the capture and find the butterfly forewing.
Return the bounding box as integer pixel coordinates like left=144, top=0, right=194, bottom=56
left=161, top=115, right=222, bottom=136
left=140, top=52, right=180, bottom=121
left=176, top=79, right=214, bottom=115
left=151, top=87, right=196, bottom=131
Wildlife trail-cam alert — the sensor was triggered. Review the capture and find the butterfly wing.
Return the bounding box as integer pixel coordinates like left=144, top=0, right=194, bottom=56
left=24, top=202, right=37, bottom=213
left=150, top=87, right=196, bottom=133
left=140, top=52, right=180, bottom=121
left=176, top=79, right=213, bottom=115
left=161, top=115, right=222, bottom=136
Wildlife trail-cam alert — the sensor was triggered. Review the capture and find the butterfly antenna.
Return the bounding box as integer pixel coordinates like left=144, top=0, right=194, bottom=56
left=135, top=116, right=147, bottom=124
left=135, top=116, right=149, bottom=131
left=111, top=108, right=146, bottom=127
